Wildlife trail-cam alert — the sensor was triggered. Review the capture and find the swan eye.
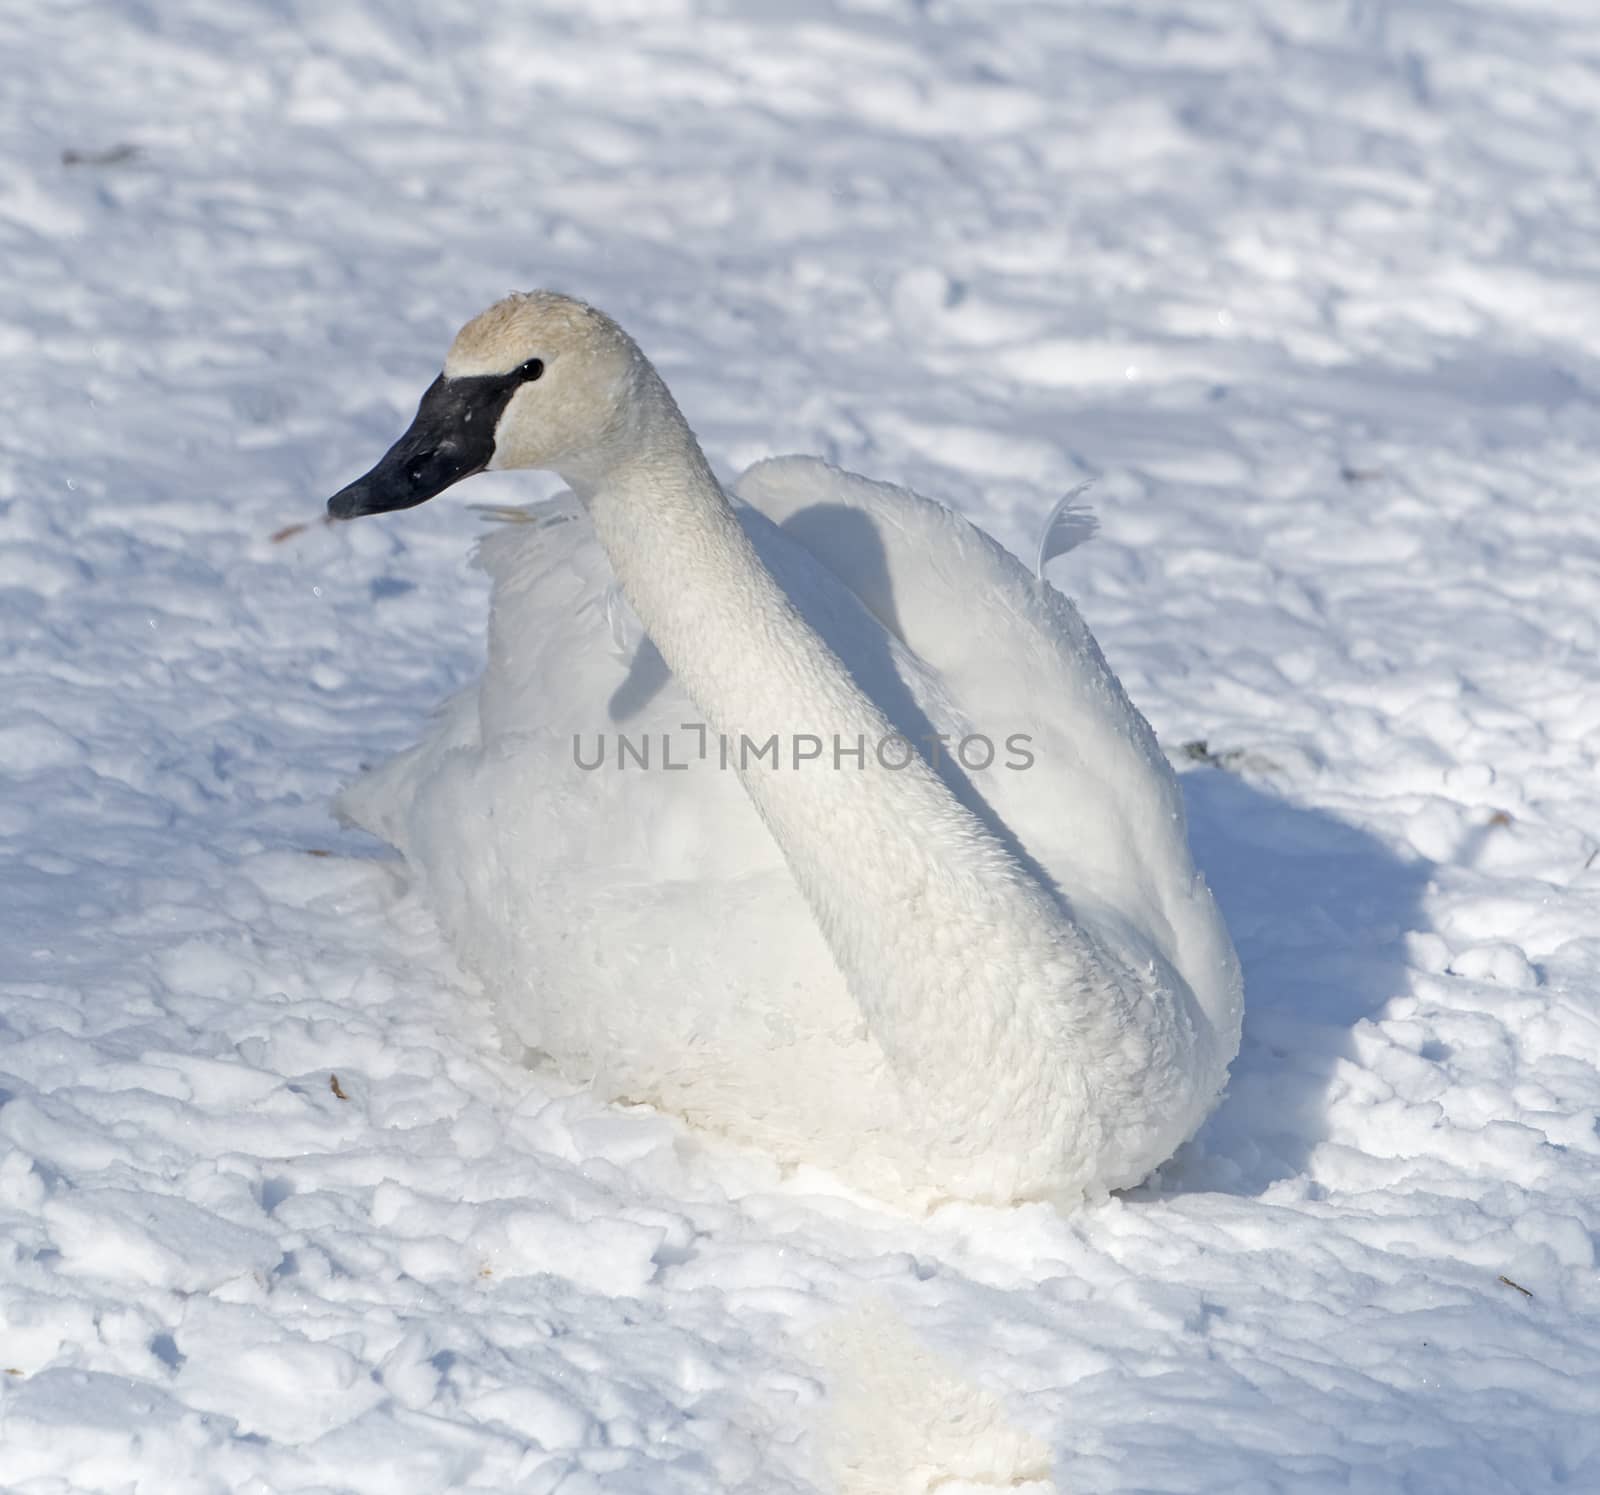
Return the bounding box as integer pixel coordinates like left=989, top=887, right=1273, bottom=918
left=519, top=358, right=544, bottom=382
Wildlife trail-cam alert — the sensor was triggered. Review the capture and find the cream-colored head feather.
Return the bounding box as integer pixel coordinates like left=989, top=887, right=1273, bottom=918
left=443, top=290, right=620, bottom=377
left=447, top=291, right=664, bottom=481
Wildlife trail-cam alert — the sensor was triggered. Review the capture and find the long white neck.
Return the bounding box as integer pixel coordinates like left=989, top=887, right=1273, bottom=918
left=563, top=372, right=1193, bottom=1198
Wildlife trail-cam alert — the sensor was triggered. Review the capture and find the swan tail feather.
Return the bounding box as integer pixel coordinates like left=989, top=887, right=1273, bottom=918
left=813, top=1301, right=1056, bottom=1494
left=1035, top=482, right=1098, bottom=579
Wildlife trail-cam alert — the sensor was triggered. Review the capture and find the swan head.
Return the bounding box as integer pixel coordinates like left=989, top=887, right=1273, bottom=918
left=327, top=291, right=656, bottom=519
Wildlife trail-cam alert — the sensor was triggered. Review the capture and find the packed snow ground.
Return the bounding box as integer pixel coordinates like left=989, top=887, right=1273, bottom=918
left=4, top=0, right=1600, bottom=1489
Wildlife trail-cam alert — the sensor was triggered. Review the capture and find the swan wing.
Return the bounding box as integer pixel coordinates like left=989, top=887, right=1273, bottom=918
left=735, top=455, right=1242, bottom=1047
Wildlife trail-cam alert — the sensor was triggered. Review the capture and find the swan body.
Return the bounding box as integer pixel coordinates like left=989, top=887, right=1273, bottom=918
left=327, top=292, right=1242, bottom=1207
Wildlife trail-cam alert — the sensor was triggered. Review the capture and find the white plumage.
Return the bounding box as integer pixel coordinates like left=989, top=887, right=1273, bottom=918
left=331, top=292, right=1243, bottom=1208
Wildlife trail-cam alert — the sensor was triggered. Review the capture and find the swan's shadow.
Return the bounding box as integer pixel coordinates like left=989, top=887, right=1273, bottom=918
left=1149, top=766, right=1433, bottom=1197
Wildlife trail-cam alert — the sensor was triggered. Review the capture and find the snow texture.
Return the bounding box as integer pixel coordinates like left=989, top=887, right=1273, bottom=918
left=3, top=0, right=1599, bottom=1490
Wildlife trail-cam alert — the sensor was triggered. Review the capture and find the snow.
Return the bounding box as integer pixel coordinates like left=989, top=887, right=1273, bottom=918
left=2, top=0, right=1599, bottom=1489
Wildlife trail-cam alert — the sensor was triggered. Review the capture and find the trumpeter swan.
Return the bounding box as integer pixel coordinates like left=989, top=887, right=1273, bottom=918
left=326, top=291, right=1241, bottom=1207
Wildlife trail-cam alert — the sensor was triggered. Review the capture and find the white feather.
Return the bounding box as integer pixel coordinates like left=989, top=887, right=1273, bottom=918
left=1035, top=481, right=1098, bottom=578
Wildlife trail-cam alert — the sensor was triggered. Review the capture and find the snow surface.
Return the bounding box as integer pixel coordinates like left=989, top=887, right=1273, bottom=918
left=4, top=0, right=1600, bottom=1489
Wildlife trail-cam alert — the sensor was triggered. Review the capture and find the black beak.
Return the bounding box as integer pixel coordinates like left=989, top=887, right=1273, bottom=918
left=327, top=371, right=522, bottom=520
